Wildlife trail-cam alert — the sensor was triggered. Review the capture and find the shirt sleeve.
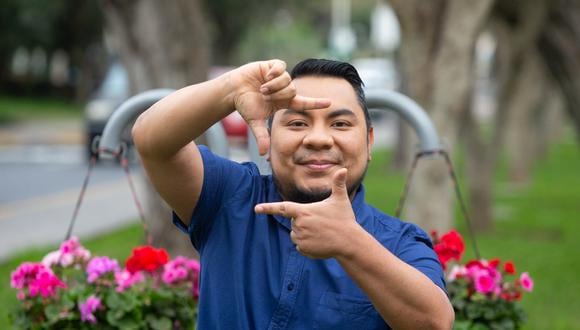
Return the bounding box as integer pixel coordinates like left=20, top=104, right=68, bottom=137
left=395, top=225, right=447, bottom=292
left=172, top=145, right=258, bottom=249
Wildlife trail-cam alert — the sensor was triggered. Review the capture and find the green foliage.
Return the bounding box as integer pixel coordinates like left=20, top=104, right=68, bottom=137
left=0, top=0, right=103, bottom=74
left=7, top=237, right=199, bottom=329
left=0, top=95, right=81, bottom=123
left=365, top=137, right=580, bottom=329
left=234, top=17, right=325, bottom=68
left=448, top=281, right=527, bottom=329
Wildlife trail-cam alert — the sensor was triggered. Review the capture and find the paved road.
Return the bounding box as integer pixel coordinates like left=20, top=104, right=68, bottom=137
left=0, top=120, right=143, bottom=262
left=0, top=153, right=142, bottom=262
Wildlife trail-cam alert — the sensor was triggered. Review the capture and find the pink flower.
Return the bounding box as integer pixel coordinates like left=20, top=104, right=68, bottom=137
left=42, top=237, right=91, bottom=268
left=41, top=251, right=62, bottom=268
left=10, top=262, right=66, bottom=299
left=447, top=265, right=467, bottom=281
left=115, top=269, right=145, bottom=292
left=519, top=272, right=534, bottom=292
left=475, top=273, right=496, bottom=294
left=86, top=256, right=120, bottom=283
left=11, top=262, right=44, bottom=289
left=79, top=294, right=101, bottom=323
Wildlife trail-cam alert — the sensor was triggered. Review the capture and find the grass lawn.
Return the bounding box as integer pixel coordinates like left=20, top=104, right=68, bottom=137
left=0, top=95, right=81, bottom=123
left=364, top=137, right=580, bottom=329
left=1, top=136, right=578, bottom=328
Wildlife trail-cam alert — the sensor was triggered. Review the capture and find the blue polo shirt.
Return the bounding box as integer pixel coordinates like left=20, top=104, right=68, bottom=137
left=173, top=146, right=445, bottom=329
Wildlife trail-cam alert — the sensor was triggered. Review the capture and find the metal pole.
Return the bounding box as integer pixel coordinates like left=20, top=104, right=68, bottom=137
left=99, top=89, right=230, bottom=159
left=365, top=89, right=442, bottom=153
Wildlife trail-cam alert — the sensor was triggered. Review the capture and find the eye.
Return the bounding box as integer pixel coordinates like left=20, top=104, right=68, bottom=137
left=288, top=120, right=308, bottom=128
left=331, top=121, right=352, bottom=128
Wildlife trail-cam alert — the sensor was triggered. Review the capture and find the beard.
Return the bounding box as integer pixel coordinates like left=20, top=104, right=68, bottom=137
left=272, top=166, right=368, bottom=203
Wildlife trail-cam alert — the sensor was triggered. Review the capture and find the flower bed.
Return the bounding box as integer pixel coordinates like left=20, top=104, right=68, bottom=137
left=10, top=237, right=200, bottom=329
left=431, top=230, right=534, bottom=329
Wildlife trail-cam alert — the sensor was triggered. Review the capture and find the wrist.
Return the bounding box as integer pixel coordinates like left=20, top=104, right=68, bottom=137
left=336, top=222, right=369, bottom=262
left=217, top=70, right=239, bottom=112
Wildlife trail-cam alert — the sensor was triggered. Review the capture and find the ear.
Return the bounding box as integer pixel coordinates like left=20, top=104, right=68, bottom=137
left=367, top=127, right=374, bottom=161
left=266, top=126, right=272, bottom=161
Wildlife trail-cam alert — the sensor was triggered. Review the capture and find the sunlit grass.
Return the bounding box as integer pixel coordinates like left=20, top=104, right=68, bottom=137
left=0, top=95, right=81, bottom=123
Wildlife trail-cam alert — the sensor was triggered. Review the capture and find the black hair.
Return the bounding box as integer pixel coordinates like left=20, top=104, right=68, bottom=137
left=290, top=58, right=371, bottom=130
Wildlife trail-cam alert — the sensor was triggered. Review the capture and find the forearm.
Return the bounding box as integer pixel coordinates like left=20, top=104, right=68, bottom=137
left=132, top=73, right=236, bottom=160
left=336, top=227, right=454, bottom=329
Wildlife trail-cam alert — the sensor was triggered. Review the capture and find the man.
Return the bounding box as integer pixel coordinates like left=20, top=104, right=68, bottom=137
left=132, top=58, right=454, bottom=329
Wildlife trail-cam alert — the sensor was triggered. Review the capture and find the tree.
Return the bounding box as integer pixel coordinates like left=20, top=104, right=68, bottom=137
left=99, top=0, right=210, bottom=257
left=538, top=0, right=580, bottom=145
left=390, top=0, right=494, bottom=232
left=0, top=0, right=104, bottom=98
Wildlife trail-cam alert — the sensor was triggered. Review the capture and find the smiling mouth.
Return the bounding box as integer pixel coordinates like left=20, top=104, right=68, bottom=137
left=303, top=163, right=335, bottom=171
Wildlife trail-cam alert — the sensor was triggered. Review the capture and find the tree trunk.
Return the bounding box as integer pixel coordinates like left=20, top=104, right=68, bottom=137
left=504, top=51, right=546, bottom=183
left=390, top=0, right=493, bottom=232
left=100, top=0, right=210, bottom=257
left=538, top=0, right=580, bottom=145
left=461, top=0, right=550, bottom=232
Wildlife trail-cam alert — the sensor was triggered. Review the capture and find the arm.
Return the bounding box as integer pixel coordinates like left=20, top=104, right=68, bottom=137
left=335, top=227, right=454, bottom=329
left=255, top=169, right=454, bottom=329
left=132, top=60, right=330, bottom=225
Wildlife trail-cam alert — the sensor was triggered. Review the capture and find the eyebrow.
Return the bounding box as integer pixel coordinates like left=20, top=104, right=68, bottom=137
left=280, top=108, right=357, bottom=120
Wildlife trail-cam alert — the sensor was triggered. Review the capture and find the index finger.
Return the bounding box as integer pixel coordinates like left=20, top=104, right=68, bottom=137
left=255, top=201, right=300, bottom=218
left=289, top=95, right=331, bottom=111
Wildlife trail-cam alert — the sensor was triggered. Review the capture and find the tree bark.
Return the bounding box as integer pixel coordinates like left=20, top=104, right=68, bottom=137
left=504, top=52, right=546, bottom=183
left=538, top=0, right=580, bottom=145
left=100, top=0, right=210, bottom=257
left=460, top=0, right=552, bottom=232
left=390, top=0, right=493, bottom=232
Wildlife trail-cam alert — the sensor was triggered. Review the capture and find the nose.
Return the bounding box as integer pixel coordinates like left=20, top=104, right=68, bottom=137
left=302, top=125, right=333, bottom=150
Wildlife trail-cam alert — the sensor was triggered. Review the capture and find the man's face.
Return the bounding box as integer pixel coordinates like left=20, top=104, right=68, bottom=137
left=269, top=76, right=374, bottom=203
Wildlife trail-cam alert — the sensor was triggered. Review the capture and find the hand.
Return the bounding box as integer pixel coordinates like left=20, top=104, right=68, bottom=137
left=228, top=59, right=331, bottom=155
left=254, top=168, right=363, bottom=259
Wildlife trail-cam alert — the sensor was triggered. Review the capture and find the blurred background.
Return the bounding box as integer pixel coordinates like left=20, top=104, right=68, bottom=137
left=1, top=0, right=579, bottom=328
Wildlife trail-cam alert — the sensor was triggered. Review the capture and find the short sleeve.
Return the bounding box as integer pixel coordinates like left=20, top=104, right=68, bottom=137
left=395, top=225, right=446, bottom=292
left=171, top=145, right=259, bottom=249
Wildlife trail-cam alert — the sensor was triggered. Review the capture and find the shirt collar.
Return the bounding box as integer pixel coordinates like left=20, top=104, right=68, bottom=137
left=265, top=176, right=367, bottom=231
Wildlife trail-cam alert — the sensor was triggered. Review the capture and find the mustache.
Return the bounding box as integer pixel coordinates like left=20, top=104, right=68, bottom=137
left=293, top=151, right=343, bottom=164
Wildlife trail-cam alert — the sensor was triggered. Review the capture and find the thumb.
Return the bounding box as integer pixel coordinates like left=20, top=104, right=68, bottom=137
left=331, top=168, right=349, bottom=200
left=248, top=119, right=270, bottom=155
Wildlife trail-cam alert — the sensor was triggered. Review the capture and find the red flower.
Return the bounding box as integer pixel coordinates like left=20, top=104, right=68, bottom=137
left=433, top=230, right=465, bottom=269
left=504, top=261, right=516, bottom=275
left=489, top=258, right=501, bottom=269
left=126, top=246, right=169, bottom=274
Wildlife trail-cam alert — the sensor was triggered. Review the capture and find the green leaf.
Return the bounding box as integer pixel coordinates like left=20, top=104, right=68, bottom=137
left=466, top=303, right=483, bottom=320
left=453, top=320, right=472, bottom=330
left=106, top=309, right=125, bottom=324
left=45, top=304, right=61, bottom=323
left=146, top=315, right=173, bottom=330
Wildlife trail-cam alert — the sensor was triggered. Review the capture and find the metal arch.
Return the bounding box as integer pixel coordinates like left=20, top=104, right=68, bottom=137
left=98, top=88, right=230, bottom=159
left=365, top=89, right=442, bottom=153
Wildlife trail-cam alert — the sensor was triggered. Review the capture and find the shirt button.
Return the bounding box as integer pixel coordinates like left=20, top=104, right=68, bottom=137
left=287, top=283, right=294, bottom=291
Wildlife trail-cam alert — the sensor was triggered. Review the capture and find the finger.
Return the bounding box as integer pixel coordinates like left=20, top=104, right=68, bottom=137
left=289, top=95, right=331, bottom=111
left=248, top=120, right=270, bottom=155
left=295, top=245, right=302, bottom=254
left=331, top=167, right=349, bottom=199
left=264, top=85, right=297, bottom=103
left=255, top=201, right=300, bottom=218
left=265, top=59, right=286, bottom=81
left=290, top=230, right=298, bottom=244
left=260, top=72, right=292, bottom=95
